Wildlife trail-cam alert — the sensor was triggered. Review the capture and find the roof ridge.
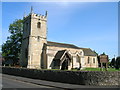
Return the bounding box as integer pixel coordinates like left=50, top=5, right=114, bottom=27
left=81, top=48, right=91, bottom=49
left=47, top=41, right=81, bottom=48
left=47, top=41, right=88, bottom=49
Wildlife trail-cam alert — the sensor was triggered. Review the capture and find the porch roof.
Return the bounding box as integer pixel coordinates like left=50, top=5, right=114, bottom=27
left=54, top=50, right=72, bottom=60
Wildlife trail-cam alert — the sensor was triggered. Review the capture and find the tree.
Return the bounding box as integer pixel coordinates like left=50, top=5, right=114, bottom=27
left=110, top=58, right=116, bottom=68
left=115, top=56, right=120, bottom=70
left=2, top=19, right=23, bottom=66
left=102, top=52, right=106, bottom=55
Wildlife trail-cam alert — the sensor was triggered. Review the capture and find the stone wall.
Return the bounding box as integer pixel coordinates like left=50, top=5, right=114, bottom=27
left=2, top=67, right=120, bottom=85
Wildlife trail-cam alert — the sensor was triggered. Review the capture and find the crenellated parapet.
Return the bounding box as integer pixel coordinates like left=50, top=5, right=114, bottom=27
left=23, top=11, right=47, bottom=22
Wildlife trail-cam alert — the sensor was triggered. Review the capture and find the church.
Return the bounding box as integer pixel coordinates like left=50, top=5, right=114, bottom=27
left=20, top=8, right=98, bottom=70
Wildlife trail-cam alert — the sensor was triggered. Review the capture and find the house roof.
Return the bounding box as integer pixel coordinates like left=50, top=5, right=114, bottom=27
left=47, top=41, right=97, bottom=56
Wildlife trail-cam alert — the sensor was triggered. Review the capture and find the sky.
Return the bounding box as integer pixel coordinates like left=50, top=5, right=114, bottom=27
left=1, top=2, right=118, bottom=59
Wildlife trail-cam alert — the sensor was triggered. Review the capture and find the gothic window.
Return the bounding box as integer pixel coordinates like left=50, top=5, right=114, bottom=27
left=37, top=22, right=41, bottom=28
left=88, top=57, right=90, bottom=64
left=93, top=58, right=95, bottom=63
left=37, top=36, right=40, bottom=42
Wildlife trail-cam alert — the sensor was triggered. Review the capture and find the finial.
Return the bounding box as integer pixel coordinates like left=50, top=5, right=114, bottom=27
left=45, top=11, right=48, bottom=17
left=24, top=12, right=26, bottom=17
left=114, top=55, right=115, bottom=58
left=30, top=6, right=33, bottom=14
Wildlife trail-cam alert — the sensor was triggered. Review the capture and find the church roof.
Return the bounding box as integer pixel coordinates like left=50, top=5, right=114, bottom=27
left=47, top=41, right=79, bottom=49
left=47, top=41, right=97, bottom=56
left=81, top=48, right=97, bottom=56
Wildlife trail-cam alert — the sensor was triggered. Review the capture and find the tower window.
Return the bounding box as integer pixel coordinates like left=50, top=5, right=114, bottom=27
left=37, top=36, right=40, bottom=42
left=37, top=22, right=41, bottom=28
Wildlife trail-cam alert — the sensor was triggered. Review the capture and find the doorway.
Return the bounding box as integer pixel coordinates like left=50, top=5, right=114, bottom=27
left=61, top=58, right=69, bottom=70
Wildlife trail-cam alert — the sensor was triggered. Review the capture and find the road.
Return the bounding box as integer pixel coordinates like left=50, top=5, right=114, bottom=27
left=3, top=77, right=52, bottom=88
left=2, top=74, right=62, bottom=89
left=1, top=74, right=119, bottom=90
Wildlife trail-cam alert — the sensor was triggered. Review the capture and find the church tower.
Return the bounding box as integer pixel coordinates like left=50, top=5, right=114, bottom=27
left=20, top=7, right=47, bottom=69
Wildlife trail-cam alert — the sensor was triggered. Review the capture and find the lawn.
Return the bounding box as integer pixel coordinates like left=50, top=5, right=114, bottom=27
left=37, top=68, right=120, bottom=71
left=81, top=68, right=120, bottom=71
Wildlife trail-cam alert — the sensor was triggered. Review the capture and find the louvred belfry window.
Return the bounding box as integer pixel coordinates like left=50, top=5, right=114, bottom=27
left=37, top=22, right=41, bottom=28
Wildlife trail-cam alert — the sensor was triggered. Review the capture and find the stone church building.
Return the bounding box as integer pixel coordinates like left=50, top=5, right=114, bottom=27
left=20, top=8, right=98, bottom=70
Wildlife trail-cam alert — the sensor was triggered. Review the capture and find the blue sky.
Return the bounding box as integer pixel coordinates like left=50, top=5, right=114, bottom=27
left=2, top=2, right=118, bottom=59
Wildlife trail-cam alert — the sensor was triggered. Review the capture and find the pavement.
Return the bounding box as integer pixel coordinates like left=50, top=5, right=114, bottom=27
left=2, top=74, right=119, bottom=90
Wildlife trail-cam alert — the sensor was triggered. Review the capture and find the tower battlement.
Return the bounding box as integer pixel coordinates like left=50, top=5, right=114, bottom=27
left=23, top=6, right=47, bottom=21
left=24, top=12, right=47, bottom=21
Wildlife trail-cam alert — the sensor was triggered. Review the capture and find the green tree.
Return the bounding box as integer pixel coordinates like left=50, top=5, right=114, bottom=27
left=115, top=56, right=120, bottom=70
left=102, top=52, right=106, bottom=55
left=2, top=19, right=23, bottom=66
left=110, top=58, right=116, bottom=68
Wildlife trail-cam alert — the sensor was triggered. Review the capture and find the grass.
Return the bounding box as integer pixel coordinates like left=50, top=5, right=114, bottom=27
left=37, top=68, right=120, bottom=71
left=37, top=67, right=120, bottom=71
left=37, top=69, right=60, bottom=70
left=8, top=66, right=120, bottom=71
left=81, top=68, right=120, bottom=71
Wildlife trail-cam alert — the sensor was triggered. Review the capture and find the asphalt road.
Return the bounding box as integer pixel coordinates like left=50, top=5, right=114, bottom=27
left=1, top=74, right=119, bottom=90
left=3, top=76, right=50, bottom=88
left=2, top=74, right=62, bottom=89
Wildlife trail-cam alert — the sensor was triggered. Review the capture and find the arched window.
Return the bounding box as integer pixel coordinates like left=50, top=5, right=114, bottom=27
left=37, top=36, right=40, bottom=42
left=93, top=58, right=95, bottom=63
left=37, top=22, right=41, bottom=28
